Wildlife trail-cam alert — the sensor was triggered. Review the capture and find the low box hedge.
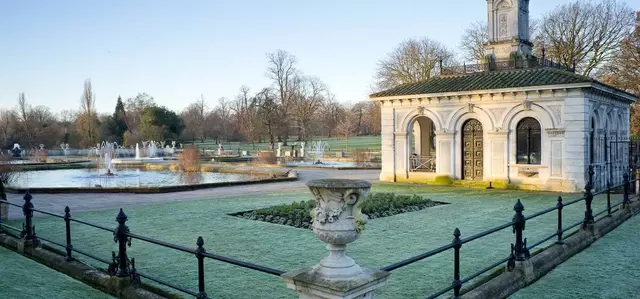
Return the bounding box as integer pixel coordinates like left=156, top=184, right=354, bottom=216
left=231, top=192, right=446, bottom=229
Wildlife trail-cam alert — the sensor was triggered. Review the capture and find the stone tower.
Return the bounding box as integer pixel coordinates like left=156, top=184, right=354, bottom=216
left=484, top=0, right=533, bottom=60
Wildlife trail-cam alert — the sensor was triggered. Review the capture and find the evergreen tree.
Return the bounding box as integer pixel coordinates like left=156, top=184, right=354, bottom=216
left=109, top=96, right=128, bottom=144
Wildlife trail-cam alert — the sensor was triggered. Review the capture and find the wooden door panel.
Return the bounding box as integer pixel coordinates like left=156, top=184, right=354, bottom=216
left=462, top=119, right=483, bottom=181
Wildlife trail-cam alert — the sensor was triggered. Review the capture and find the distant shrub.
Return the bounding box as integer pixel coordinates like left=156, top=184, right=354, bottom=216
left=232, top=192, right=444, bottom=229
left=0, top=157, right=22, bottom=185
left=255, top=151, right=277, bottom=165
left=178, top=145, right=201, bottom=172
left=352, top=148, right=372, bottom=168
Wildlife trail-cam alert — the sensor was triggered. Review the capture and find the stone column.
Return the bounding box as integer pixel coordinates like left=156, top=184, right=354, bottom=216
left=283, top=179, right=389, bottom=299
left=486, top=129, right=509, bottom=180
left=435, top=130, right=455, bottom=177
left=394, top=132, right=408, bottom=180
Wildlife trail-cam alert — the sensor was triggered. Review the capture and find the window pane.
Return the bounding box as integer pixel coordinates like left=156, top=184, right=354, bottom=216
left=516, top=117, right=542, bottom=165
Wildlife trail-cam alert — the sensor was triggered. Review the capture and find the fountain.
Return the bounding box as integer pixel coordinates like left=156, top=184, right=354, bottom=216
left=311, top=140, right=328, bottom=164
left=97, top=141, right=117, bottom=175
left=111, top=140, right=164, bottom=165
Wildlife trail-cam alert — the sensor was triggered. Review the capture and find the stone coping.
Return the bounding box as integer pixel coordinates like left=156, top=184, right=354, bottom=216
left=0, top=231, right=176, bottom=299
left=5, top=175, right=297, bottom=194
left=306, top=179, right=372, bottom=189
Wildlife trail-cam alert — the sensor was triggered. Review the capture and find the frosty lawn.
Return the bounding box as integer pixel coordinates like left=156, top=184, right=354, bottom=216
left=5, top=184, right=620, bottom=298
left=0, top=246, right=113, bottom=299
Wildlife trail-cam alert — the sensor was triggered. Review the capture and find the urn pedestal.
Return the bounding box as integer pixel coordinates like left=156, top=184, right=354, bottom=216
left=283, top=179, right=389, bottom=299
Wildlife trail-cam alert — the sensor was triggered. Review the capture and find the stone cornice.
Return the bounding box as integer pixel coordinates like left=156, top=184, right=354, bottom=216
left=487, top=129, right=510, bottom=136
left=369, top=83, right=589, bottom=102
left=435, top=129, right=456, bottom=136
left=394, top=131, right=408, bottom=137
left=546, top=128, right=565, bottom=137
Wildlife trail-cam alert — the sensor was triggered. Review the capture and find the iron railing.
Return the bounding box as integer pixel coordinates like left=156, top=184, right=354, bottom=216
left=0, top=165, right=637, bottom=298
left=441, top=56, right=574, bottom=76
left=410, top=155, right=436, bottom=172
left=0, top=196, right=285, bottom=299
left=379, top=165, right=637, bottom=298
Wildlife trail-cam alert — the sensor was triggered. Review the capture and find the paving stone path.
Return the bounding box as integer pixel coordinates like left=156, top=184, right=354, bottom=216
left=5, top=168, right=379, bottom=220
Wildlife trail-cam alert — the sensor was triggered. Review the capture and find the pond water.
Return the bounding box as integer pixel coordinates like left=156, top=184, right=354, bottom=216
left=9, top=168, right=254, bottom=188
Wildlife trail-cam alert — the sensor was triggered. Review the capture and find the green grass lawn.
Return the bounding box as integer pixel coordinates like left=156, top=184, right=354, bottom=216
left=5, top=184, right=618, bottom=298
left=192, top=135, right=382, bottom=153
left=0, top=246, right=113, bottom=299
left=509, top=210, right=640, bottom=299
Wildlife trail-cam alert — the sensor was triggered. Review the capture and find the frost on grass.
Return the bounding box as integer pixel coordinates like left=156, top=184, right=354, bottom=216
left=230, top=193, right=448, bottom=229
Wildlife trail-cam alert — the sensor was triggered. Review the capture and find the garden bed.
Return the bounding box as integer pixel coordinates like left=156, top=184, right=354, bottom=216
left=230, top=193, right=447, bottom=229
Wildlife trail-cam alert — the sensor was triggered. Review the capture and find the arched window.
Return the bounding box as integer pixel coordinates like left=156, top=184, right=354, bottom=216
left=516, top=117, right=541, bottom=164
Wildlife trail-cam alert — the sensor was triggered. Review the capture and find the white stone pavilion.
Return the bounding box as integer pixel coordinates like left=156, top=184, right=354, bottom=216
left=369, top=0, right=638, bottom=192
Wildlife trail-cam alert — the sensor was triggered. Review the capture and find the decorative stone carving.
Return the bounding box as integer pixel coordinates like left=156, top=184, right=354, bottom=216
left=307, top=179, right=372, bottom=279
left=489, top=108, right=506, bottom=122
left=522, top=99, right=532, bottom=111
left=499, top=14, right=508, bottom=37
left=546, top=105, right=562, bottom=123
left=417, top=106, right=425, bottom=116
left=439, top=110, right=452, bottom=123
left=467, top=103, right=475, bottom=113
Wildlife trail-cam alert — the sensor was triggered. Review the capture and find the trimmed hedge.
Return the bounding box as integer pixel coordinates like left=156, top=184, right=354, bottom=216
left=232, top=193, right=445, bottom=229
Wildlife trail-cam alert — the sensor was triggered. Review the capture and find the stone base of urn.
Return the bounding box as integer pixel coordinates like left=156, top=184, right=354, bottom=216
left=282, top=179, right=389, bottom=299
left=283, top=267, right=389, bottom=299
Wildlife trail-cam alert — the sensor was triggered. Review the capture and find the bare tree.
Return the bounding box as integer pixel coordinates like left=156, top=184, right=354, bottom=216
left=460, top=19, right=541, bottom=63
left=255, top=88, right=279, bottom=146
left=266, top=50, right=297, bottom=144
left=291, top=76, right=327, bottom=140
left=539, top=0, right=635, bottom=76
left=374, top=37, right=457, bottom=91
left=0, top=109, right=16, bottom=148
left=76, top=79, right=99, bottom=147
left=335, top=109, right=357, bottom=152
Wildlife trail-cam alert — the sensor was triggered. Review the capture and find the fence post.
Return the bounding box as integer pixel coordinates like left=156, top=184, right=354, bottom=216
left=511, top=199, right=528, bottom=261
left=452, top=228, right=462, bottom=298
left=555, top=196, right=563, bottom=245
left=583, top=166, right=595, bottom=228
left=64, top=206, right=73, bottom=261
left=623, top=172, right=630, bottom=207
left=114, top=209, right=131, bottom=277
left=21, top=192, right=37, bottom=243
left=606, top=180, right=612, bottom=216
left=196, top=236, right=207, bottom=299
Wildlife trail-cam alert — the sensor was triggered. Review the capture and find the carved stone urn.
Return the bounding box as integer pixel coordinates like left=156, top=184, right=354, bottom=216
left=306, top=179, right=372, bottom=279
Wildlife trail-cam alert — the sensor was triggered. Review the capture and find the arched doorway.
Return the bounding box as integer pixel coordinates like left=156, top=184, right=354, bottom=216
left=409, top=116, right=436, bottom=172
left=462, top=119, right=483, bottom=180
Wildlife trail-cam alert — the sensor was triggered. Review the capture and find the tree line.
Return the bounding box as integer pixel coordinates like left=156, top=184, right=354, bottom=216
left=1, top=0, right=638, bottom=150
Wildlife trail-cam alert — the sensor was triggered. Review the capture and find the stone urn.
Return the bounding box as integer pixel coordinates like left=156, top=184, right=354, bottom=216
left=306, top=179, right=372, bottom=279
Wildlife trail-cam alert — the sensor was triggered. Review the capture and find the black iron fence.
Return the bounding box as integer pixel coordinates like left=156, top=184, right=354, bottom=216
left=441, top=56, right=574, bottom=76
left=589, top=135, right=640, bottom=192
left=0, top=165, right=637, bottom=298
left=379, top=165, right=637, bottom=298
left=0, top=195, right=285, bottom=298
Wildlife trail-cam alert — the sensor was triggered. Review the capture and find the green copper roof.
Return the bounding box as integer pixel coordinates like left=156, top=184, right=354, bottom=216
left=370, top=67, right=596, bottom=98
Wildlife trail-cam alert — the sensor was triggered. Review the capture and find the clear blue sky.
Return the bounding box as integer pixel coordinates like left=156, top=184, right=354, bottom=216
left=0, top=0, right=622, bottom=114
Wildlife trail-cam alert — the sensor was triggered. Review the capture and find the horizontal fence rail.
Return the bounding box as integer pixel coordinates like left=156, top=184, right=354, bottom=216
left=377, top=165, right=638, bottom=298
left=0, top=196, right=286, bottom=299
left=0, top=163, right=638, bottom=298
